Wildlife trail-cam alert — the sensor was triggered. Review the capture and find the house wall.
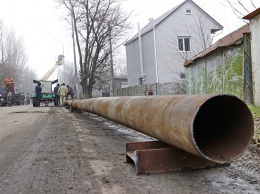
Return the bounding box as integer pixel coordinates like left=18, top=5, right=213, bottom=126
left=126, top=30, right=157, bottom=86
left=126, top=0, right=222, bottom=87
left=141, top=30, right=157, bottom=84
left=250, top=14, right=260, bottom=105
left=155, top=1, right=220, bottom=83
left=186, top=46, right=243, bottom=98
left=126, top=39, right=142, bottom=86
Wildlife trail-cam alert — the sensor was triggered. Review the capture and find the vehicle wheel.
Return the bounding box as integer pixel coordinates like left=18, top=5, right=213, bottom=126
left=32, top=98, right=36, bottom=107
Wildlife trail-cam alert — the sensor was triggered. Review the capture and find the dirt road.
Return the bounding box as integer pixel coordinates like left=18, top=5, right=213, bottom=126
left=0, top=105, right=259, bottom=193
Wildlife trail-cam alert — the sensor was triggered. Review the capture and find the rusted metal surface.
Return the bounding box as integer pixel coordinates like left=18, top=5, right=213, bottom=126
left=126, top=141, right=221, bottom=174
left=66, top=94, right=254, bottom=164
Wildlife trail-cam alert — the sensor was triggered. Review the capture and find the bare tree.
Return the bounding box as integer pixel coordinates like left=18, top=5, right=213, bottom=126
left=57, top=0, right=132, bottom=98
left=113, top=48, right=127, bottom=77
left=222, top=0, right=259, bottom=19
left=0, top=21, right=28, bottom=86
left=59, top=61, right=79, bottom=91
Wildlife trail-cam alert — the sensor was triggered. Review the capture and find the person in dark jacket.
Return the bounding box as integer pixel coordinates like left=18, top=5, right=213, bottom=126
left=53, top=83, right=60, bottom=106
left=66, top=85, right=74, bottom=100
left=35, top=83, right=42, bottom=107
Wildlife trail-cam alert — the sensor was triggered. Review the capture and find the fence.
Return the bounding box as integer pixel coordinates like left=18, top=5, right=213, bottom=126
left=107, top=81, right=186, bottom=97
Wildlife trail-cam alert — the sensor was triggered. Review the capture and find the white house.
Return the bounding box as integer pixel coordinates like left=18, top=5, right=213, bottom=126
left=125, top=0, right=223, bottom=90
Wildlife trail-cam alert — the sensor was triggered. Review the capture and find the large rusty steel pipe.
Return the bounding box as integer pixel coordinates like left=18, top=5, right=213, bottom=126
left=67, top=94, right=254, bottom=163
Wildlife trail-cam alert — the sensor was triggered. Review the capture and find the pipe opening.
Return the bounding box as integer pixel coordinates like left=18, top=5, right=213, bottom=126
left=193, top=95, right=254, bottom=163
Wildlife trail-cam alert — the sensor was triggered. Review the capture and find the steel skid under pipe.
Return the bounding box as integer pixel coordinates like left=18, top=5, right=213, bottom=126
left=65, top=94, right=254, bottom=164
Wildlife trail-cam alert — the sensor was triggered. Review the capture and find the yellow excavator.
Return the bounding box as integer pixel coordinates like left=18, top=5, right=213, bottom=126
left=32, top=55, right=64, bottom=106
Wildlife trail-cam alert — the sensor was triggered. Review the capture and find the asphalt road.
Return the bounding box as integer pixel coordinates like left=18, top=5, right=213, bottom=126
left=0, top=104, right=259, bottom=194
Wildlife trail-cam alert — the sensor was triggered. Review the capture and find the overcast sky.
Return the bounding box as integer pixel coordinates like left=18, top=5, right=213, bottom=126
left=0, top=0, right=258, bottom=80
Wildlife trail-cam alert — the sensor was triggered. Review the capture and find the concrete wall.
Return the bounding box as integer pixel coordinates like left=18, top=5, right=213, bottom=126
left=250, top=14, right=260, bottom=105
left=186, top=46, right=243, bottom=98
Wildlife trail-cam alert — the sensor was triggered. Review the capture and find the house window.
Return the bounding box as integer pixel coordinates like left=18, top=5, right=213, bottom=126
left=180, top=73, right=186, bottom=80
left=186, top=9, right=192, bottom=15
left=178, top=37, right=191, bottom=52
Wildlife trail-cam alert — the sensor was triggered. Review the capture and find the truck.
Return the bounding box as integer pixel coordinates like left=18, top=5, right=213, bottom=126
left=31, top=55, right=63, bottom=107
left=32, top=79, right=58, bottom=107
left=0, top=78, right=24, bottom=106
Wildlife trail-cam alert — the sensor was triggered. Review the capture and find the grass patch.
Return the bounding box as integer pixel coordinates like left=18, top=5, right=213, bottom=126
left=248, top=105, right=260, bottom=145
left=248, top=104, right=260, bottom=118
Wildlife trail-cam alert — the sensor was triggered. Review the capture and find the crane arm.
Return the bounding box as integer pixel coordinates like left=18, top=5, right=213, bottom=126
left=41, top=61, right=63, bottom=81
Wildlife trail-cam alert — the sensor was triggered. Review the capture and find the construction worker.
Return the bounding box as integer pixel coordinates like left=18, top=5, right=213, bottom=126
left=66, top=85, right=74, bottom=100
left=7, top=90, right=12, bottom=106
left=58, top=83, right=67, bottom=106
left=54, top=83, right=60, bottom=106
left=35, top=83, right=42, bottom=107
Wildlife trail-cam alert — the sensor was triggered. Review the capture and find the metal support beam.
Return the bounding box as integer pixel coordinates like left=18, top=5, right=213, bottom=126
left=126, top=141, right=224, bottom=174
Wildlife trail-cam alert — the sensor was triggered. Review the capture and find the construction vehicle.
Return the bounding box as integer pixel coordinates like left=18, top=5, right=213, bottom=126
left=32, top=55, right=64, bottom=107
left=0, top=78, right=23, bottom=106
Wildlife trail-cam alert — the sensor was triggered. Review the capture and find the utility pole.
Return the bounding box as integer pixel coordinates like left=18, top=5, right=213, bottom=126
left=70, top=0, right=80, bottom=99
left=108, top=22, right=114, bottom=96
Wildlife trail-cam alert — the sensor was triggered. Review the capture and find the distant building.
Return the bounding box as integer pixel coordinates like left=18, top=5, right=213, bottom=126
left=114, top=75, right=128, bottom=89
left=102, top=75, right=128, bottom=97
left=125, top=0, right=223, bottom=91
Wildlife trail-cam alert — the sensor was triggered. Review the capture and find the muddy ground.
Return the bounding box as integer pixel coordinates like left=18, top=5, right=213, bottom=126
left=0, top=105, right=259, bottom=194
